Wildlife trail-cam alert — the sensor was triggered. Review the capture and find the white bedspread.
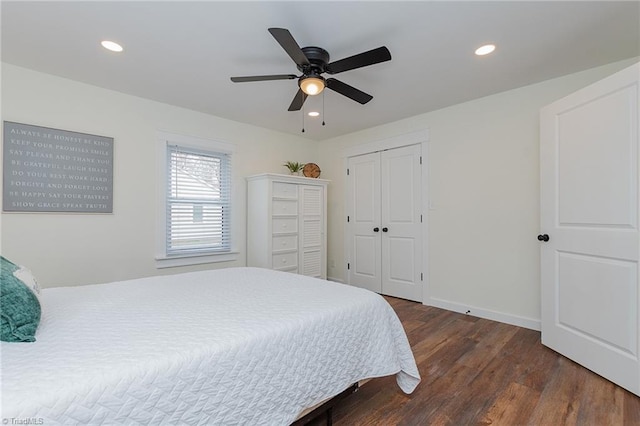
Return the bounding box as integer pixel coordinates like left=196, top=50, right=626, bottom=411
left=1, top=267, right=420, bottom=425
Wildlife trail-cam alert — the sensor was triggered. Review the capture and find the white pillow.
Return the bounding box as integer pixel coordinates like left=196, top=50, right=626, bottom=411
left=13, top=266, right=42, bottom=304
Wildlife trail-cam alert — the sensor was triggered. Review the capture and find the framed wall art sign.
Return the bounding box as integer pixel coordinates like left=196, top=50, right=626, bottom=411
left=3, top=121, right=114, bottom=213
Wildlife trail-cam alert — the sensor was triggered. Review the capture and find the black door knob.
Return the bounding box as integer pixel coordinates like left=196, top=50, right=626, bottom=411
left=537, top=234, right=550, bottom=242
left=382, top=227, right=389, bottom=232
left=373, top=227, right=379, bottom=232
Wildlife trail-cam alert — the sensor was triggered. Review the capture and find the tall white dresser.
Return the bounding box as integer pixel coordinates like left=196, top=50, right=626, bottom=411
left=247, top=173, right=329, bottom=278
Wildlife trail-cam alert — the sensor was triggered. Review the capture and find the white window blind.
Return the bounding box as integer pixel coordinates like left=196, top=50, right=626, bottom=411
left=166, top=144, right=231, bottom=256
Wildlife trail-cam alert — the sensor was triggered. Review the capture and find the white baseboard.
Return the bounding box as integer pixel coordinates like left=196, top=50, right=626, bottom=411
left=324, top=277, right=540, bottom=331
left=427, top=297, right=541, bottom=331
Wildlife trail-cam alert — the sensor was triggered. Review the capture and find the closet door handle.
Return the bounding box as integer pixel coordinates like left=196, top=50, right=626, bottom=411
left=382, top=227, right=389, bottom=232
left=373, top=227, right=380, bottom=232
left=537, top=234, right=549, bottom=242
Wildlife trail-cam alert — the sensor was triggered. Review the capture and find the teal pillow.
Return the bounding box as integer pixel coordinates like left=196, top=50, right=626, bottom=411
left=1, top=256, right=41, bottom=342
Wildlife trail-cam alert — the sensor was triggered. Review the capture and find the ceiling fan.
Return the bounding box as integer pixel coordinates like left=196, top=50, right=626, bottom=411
left=230, top=28, right=391, bottom=111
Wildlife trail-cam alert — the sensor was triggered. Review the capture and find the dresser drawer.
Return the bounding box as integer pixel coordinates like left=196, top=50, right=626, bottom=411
left=272, top=182, right=298, bottom=199
left=273, top=252, right=298, bottom=270
left=272, top=235, right=298, bottom=252
left=272, top=217, right=298, bottom=234
left=272, top=199, right=298, bottom=216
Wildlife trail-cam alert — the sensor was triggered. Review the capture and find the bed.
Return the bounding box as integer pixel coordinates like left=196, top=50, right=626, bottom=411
left=1, top=266, right=420, bottom=425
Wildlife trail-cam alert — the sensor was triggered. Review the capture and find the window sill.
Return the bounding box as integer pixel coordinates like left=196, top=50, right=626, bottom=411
left=155, top=251, right=238, bottom=269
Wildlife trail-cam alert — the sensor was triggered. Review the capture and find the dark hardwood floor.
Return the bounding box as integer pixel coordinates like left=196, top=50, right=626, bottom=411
left=311, top=296, right=640, bottom=425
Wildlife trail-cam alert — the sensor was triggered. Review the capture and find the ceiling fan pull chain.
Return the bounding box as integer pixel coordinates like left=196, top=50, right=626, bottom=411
left=301, top=103, right=305, bottom=133
left=322, top=91, right=326, bottom=126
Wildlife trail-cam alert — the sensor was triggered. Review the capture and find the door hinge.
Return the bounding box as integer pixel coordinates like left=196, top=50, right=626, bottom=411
left=420, top=156, right=422, bottom=165
left=421, top=272, right=423, bottom=281
left=420, top=214, right=423, bottom=223
left=347, top=215, right=350, bottom=222
left=347, top=263, right=350, bottom=270
left=347, top=168, right=350, bottom=176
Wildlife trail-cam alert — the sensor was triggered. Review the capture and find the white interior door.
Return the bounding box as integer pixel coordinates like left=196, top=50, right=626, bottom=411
left=347, top=145, right=422, bottom=301
left=347, top=152, right=382, bottom=293
left=381, top=145, right=423, bottom=301
left=540, top=63, right=639, bottom=396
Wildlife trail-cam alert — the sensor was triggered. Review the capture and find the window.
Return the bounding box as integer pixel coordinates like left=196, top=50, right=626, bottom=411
left=156, top=132, right=235, bottom=268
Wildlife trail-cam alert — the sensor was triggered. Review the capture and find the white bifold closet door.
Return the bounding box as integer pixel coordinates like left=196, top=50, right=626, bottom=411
left=540, top=62, right=640, bottom=396
left=347, top=144, right=423, bottom=302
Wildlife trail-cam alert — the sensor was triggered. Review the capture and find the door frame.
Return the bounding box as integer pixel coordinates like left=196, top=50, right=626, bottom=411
left=342, top=129, right=430, bottom=304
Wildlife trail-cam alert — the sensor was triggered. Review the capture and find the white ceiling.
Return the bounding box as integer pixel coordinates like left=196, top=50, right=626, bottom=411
left=2, top=1, right=639, bottom=141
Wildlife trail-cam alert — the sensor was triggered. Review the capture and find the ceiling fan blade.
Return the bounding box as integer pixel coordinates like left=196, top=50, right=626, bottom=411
left=288, top=88, right=308, bottom=111
left=326, top=78, right=373, bottom=104
left=268, top=28, right=310, bottom=67
left=326, top=46, right=391, bottom=74
left=231, top=74, right=297, bottom=83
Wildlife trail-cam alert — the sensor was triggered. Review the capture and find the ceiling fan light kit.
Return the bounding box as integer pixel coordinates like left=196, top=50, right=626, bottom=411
left=230, top=27, right=391, bottom=116
left=299, top=75, right=325, bottom=95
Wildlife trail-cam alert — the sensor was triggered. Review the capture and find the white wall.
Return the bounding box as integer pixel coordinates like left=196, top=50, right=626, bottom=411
left=1, top=64, right=316, bottom=287
left=318, top=58, right=638, bottom=329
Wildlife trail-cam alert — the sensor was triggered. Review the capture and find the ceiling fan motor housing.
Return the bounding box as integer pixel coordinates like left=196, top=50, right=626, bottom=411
left=298, top=46, right=330, bottom=74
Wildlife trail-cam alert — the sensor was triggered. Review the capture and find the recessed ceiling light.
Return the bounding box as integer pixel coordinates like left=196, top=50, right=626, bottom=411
left=308, top=111, right=320, bottom=117
left=475, top=44, right=496, bottom=56
left=101, top=40, right=123, bottom=52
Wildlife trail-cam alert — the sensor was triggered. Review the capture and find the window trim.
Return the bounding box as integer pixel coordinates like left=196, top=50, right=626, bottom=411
left=156, top=131, right=237, bottom=268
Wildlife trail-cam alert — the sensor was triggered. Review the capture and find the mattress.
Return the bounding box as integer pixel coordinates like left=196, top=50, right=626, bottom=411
left=1, top=267, right=420, bottom=425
